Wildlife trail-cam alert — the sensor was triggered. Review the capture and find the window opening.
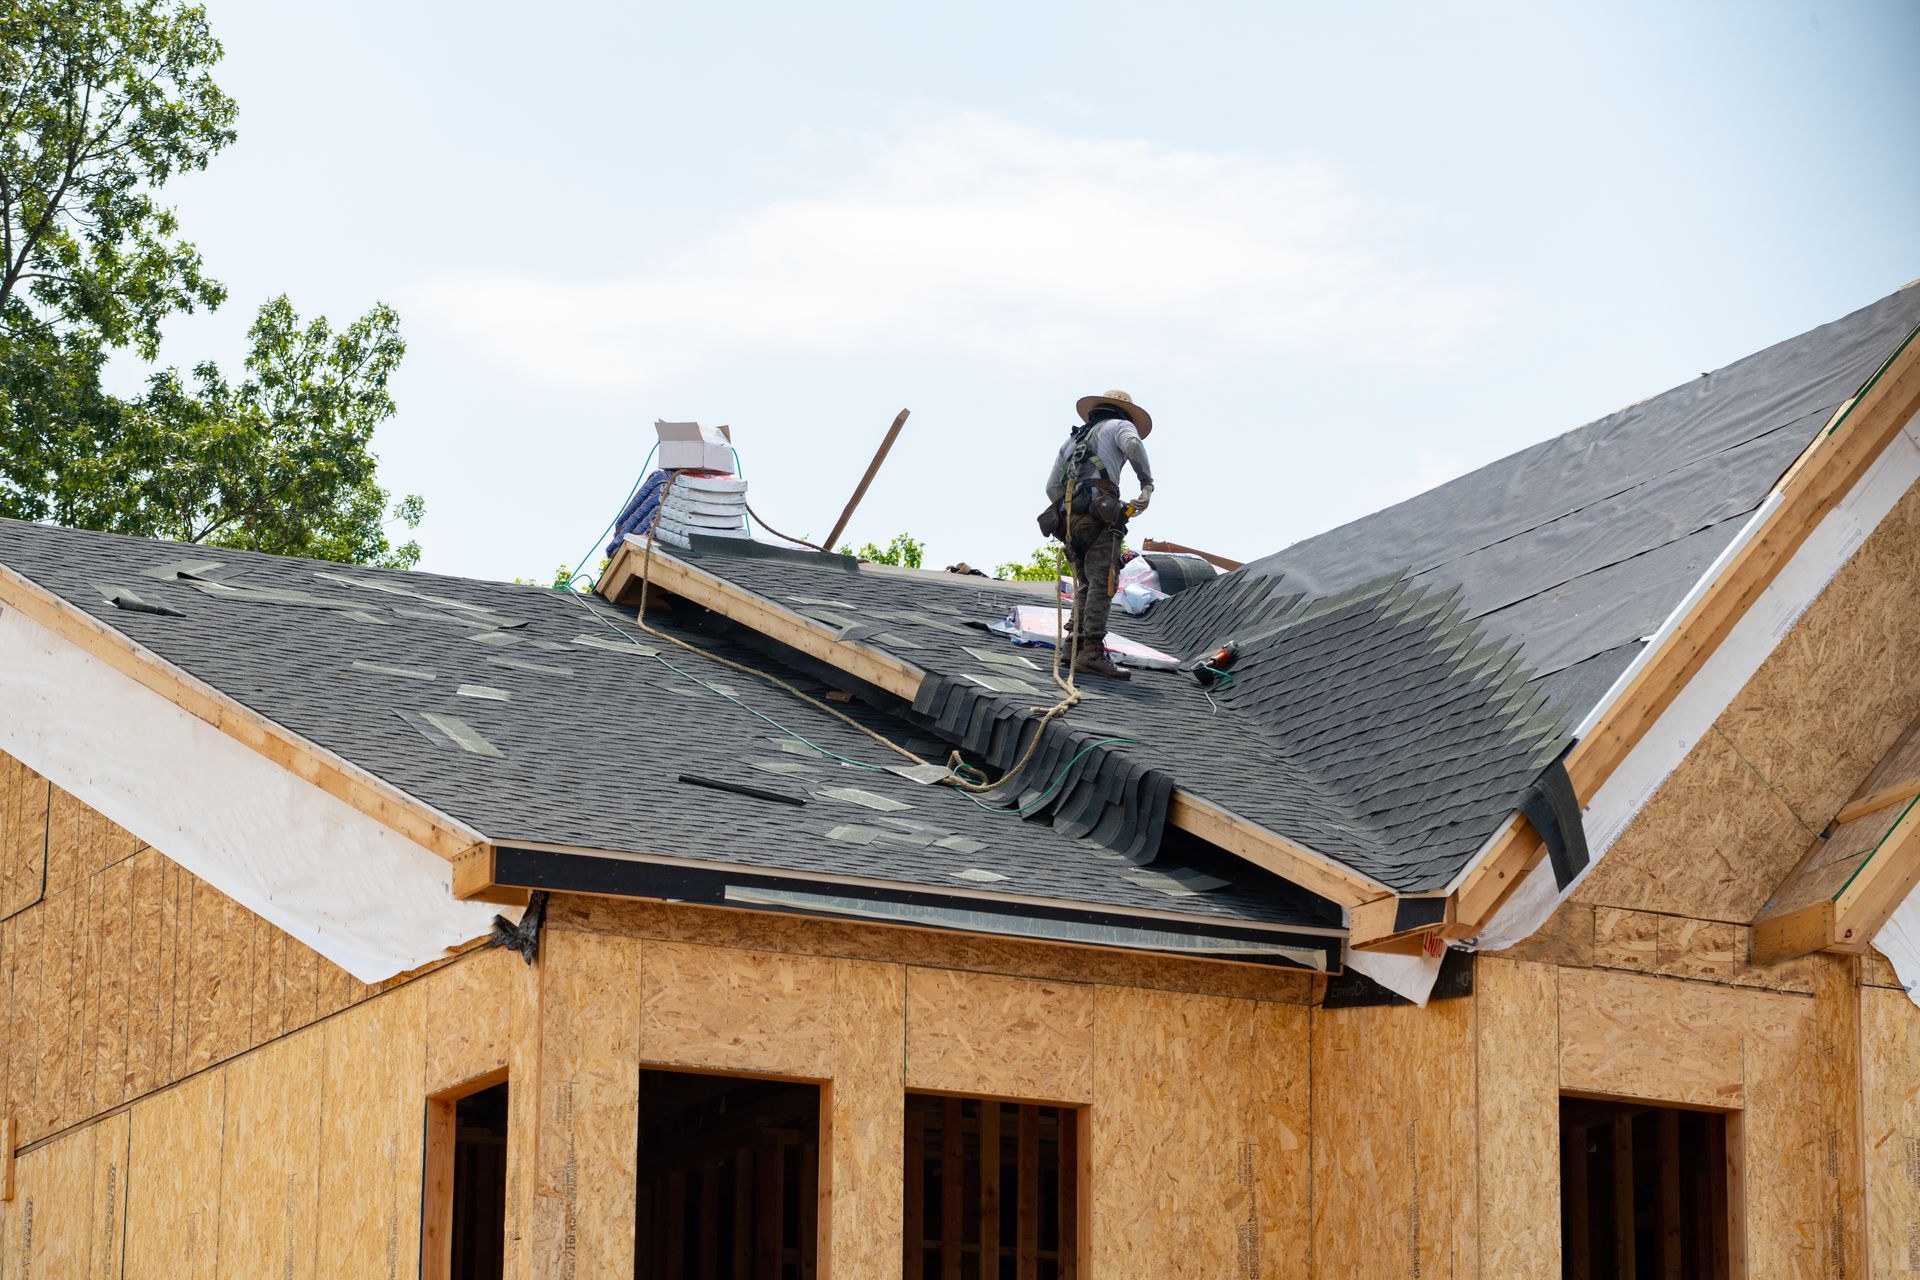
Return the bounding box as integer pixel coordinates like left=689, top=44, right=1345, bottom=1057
left=635, top=1068, right=822, bottom=1279
left=905, top=1093, right=1079, bottom=1280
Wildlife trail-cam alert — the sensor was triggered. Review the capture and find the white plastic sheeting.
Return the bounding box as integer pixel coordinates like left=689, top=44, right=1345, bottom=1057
left=1472, top=411, right=1920, bottom=966
left=0, top=605, right=510, bottom=982
left=1871, top=895, right=1920, bottom=998
left=1344, top=941, right=1445, bottom=1005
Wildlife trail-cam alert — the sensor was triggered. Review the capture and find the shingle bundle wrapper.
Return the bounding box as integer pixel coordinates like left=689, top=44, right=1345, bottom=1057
left=607, top=472, right=750, bottom=555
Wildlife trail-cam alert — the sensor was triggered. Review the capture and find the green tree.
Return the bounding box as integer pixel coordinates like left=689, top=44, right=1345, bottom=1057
left=0, top=0, right=236, bottom=355
left=90, top=296, right=425, bottom=567
left=995, top=544, right=1068, bottom=581
left=0, top=1, right=425, bottom=568
left=839, top=532, right=924, bottom=568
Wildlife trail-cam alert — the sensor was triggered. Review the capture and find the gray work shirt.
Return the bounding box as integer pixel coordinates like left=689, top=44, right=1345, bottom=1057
left=1045, top=420, right=1153, bottom=504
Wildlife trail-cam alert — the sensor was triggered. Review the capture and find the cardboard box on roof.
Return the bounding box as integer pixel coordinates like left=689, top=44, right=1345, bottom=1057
left=655, top=421, right=734, bottom=472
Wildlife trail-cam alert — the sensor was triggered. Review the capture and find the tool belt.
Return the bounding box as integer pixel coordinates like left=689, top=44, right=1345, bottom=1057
left=1037, top=478, right=1124, bottom=539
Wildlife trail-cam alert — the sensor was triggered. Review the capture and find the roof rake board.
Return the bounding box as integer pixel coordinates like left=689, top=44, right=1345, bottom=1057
left=0, top=559, right=487, bottom=863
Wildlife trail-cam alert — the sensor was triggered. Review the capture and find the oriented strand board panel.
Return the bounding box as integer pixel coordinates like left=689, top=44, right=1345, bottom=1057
left=424, top=945, right=520, bottom=1093
left=824, top=958, right=907, bottom=1279
left=640, top=939, right=836, bottom=1078
left=316, top=981, right=428, bottom=1279
left=550, top=892, right=1317, bottom=1005
left=0, top=752, right=48, bottom=918
left=532, top=926, right=642, bottom=1276
left=1086, top=987, right=1311, bottom=1279
left=1716, top=476, right=1920, bottom=829
left=1500, top=899, right=1595, bottom=968
left=1558, top=967, right=1747, bottom=1108
left=85, top=856, right=135, bottom=1116
left=0, top=1108, right=128, bottom=1279
left=1862, top=983, right=1920, bottom=1273
left=1476, top=958, right=1560, bottom=1277
left=215, top=1028, right=324, bottom=1280
left=1741, top=956, right=1859, bottom=1278
left=124, top=1066, right=225, bottom=1279
left=905, top=967, right=1094, bottom=1103
left=1311, top=994, right=1476, bottom=1280
left=1574, top=727, right=1814, bottom=921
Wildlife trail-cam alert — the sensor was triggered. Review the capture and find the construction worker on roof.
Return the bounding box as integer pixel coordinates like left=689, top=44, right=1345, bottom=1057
left=1040, top=389, right=1155, bottom=682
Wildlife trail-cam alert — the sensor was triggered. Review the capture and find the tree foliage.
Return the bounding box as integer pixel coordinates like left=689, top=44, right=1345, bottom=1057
left=0, top=1, right=425, bottom=569
left=839, top=532, right=924, bottom=568
left=107, top=296, right=422, bottom=566
left=0, top=0, right=236, bottom=355
left=995, top=544, right=1068, bottom=581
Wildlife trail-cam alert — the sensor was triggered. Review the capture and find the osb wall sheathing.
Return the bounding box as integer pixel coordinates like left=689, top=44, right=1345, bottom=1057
left=1310, top=988, right=1477, bottom=1278
left=0, top=756, right=449, bottom=1153
left=0, top=943, right=536, bottom=1280
left=1577, top=475, right=1920, bottom=921
left=1460, top=955, right=1865, bottom=1278
left=526, top=926, right=1312, bottom=1278
left=1862, top=981, right=1920, bottom=1274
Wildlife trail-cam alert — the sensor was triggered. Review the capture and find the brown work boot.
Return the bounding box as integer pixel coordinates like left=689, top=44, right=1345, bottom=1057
left=1073, top=650, right=1132, bottom=681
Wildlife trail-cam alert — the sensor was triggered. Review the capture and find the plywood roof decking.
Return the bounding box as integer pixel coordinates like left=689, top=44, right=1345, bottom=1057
left=0, top=518, right=1341, bottom=967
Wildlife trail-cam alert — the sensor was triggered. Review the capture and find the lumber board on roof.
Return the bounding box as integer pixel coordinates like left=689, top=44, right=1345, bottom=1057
left=1166, top=791, right=1385, bottom=907
left=606, top=538, right=1386, bottom=908
left=1432, top=329, right=1920, bottom=944
left=0, top=562, right=485, bottom=862
left=599, top=540, right=924, bottom=697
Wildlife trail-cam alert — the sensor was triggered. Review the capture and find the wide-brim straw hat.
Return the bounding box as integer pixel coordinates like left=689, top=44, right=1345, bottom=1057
left=1076, top=389, right=1152, bottom=435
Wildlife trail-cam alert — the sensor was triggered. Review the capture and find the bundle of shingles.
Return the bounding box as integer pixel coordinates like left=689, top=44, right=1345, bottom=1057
left=605, top=421, right=752, bottom=553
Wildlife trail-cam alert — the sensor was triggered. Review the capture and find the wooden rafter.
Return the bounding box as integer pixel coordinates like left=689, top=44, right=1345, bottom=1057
left=599, top=538, right=1388, bottom=909
left=1355, top=324, right=1920, bottom=949
left=0, top=562, right=488, bottom=863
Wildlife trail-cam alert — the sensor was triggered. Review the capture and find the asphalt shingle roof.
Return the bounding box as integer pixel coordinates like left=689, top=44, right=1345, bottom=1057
left=0, top=518, right=1340, bottom=960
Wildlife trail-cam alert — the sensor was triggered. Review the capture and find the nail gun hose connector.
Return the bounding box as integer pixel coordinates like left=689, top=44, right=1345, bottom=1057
left=1190, top=641, right=1240, bottom=688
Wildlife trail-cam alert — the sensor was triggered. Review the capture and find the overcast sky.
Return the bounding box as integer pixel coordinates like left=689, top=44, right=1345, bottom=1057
left=119, top=0, right=1919, bottom=582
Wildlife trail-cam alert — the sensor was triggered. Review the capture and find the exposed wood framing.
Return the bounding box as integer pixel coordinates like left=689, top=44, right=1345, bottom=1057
left=1753, top=711, right=1920, bottom=964
left=598, top=542, right=925, bottom=698
left=602, top=539, right=1386, bottom=908
left=449, top=842, right=526, bottom=907
left=1361, top=327, right=1920, bottom=949
left=0, top=563, right=485, bottom=862
left=1, top=1115, right=13, bottom=1202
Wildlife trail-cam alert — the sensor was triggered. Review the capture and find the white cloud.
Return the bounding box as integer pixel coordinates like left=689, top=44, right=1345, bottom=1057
left=412, top=111, right=1498, bottom=389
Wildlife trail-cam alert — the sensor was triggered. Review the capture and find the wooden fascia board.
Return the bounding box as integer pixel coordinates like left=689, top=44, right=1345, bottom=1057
left=1430, top=327, right=1920, bottom=944
left=0, top=561, right=488, bottom=863
left=1830, top=799, right=1920, bottom=952
left=601, top=538, right=1388, bottom=909
left=1751, top=900, right=1836, bottom=966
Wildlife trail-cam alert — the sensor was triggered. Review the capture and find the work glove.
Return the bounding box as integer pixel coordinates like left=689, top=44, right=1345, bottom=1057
left=1130, top=483, right=1153, bottom=515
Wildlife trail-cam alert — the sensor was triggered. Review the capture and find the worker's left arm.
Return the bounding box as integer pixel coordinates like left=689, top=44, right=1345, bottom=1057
left=1118, top=427, right=1154, bottom=512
